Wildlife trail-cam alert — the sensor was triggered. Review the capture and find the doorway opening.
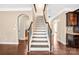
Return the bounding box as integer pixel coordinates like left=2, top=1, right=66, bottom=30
left=17, top=14, right=31, bottom=43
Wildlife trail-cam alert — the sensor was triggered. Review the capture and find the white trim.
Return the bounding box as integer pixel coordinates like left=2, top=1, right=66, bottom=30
left=58, top=39, right=66, bottom=45
left=0, top=42, right=18, bottom=44
left=0, top=8, right=32, bottom=11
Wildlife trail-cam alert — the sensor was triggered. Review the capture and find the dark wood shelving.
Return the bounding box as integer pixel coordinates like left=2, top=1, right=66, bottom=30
left=66, top=33, right=79, bottom=48
left=66, top=12, right=77, bottom=26
left=66, top=10, right=79, bottom=48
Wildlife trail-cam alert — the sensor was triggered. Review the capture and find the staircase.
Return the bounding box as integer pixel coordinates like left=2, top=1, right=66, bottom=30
left=28, top=16, right=51, bottom=55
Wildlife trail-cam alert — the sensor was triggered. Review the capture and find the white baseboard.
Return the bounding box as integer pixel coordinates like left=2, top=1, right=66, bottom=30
left=58, top=39, right=66, bottom=45
left=0, top=42, right=18, bottom=44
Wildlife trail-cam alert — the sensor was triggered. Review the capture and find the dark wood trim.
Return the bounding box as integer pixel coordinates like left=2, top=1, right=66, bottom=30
left=45, top=22, right=52, bottom=52
left=33, top=4, right=37, bottom=12
left=43, top=12, right=52, bottom=32
left=43, top=4, right=47, bottom=12
left=74, top=9, right=79, bottom=12
left=28, top=22, right=33, bottom=31
left=43, top=12, right=52, bottom=52
left=27, top=31, right=29, bottom=53
left=27, top=21, right=33, bottom=53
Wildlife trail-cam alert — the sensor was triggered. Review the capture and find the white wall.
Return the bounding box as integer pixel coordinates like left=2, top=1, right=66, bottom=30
left=51, top=11, right=66, bottom=45
left=57, top=12, right=66, bottom=45
left=48, top=4, right=79, bottom=19
left=0, top=11, right=32, bottom=44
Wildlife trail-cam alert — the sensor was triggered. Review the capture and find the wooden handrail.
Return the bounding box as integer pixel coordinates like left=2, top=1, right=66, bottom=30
left=43, top=4, right=46, bottom=12
left=27, top=21, right=33, bottom=54
left=28, top=22, right=33, bottom=31
left=43, top=12, right=52, bottom=52
left=45, top=22, right=52, bottom=33
left=43, top=13, right=52, bottom=32
left=33, top=4, right=37, bottom=12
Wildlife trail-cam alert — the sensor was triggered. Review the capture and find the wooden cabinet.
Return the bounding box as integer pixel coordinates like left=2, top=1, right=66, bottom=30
left=66, top=12, right=77, bottom=26
left=73, top=26, right=79, bottom=33
left=66, top=34, right=79, bottom=48
left=66, top=10, right=79, bottom=48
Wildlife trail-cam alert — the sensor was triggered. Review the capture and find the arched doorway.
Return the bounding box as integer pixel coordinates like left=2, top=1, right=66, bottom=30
left=17, top=14, right=31, bottom=41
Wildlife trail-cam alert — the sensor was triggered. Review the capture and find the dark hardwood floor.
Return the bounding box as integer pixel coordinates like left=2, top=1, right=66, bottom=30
left=52, top=34, right=79, bottom=55
left=0, top=35, right=79, bottom=55
left=0, top=40, right=28, bottom=55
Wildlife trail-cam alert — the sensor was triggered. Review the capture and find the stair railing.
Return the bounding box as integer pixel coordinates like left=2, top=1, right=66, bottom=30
left=43, top=12, right=52, bottom=53
left=27, top=22, right=33, bottom=53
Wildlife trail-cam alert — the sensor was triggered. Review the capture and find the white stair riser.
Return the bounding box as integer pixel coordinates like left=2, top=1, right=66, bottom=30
left=32, top=35, right=47, bottom=37
left=33, top=27, right=47, bottom=29
left=33, top=31, right=47, bottom=34
left=32, top=28, right=48, bottom=30
left=29, top=48, right=50, bottom=51
left=31, top=42, right=48, bottom=45
left=33, top=30, right=47, bottom=31
left=31, top=39, right=48, bottom=41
